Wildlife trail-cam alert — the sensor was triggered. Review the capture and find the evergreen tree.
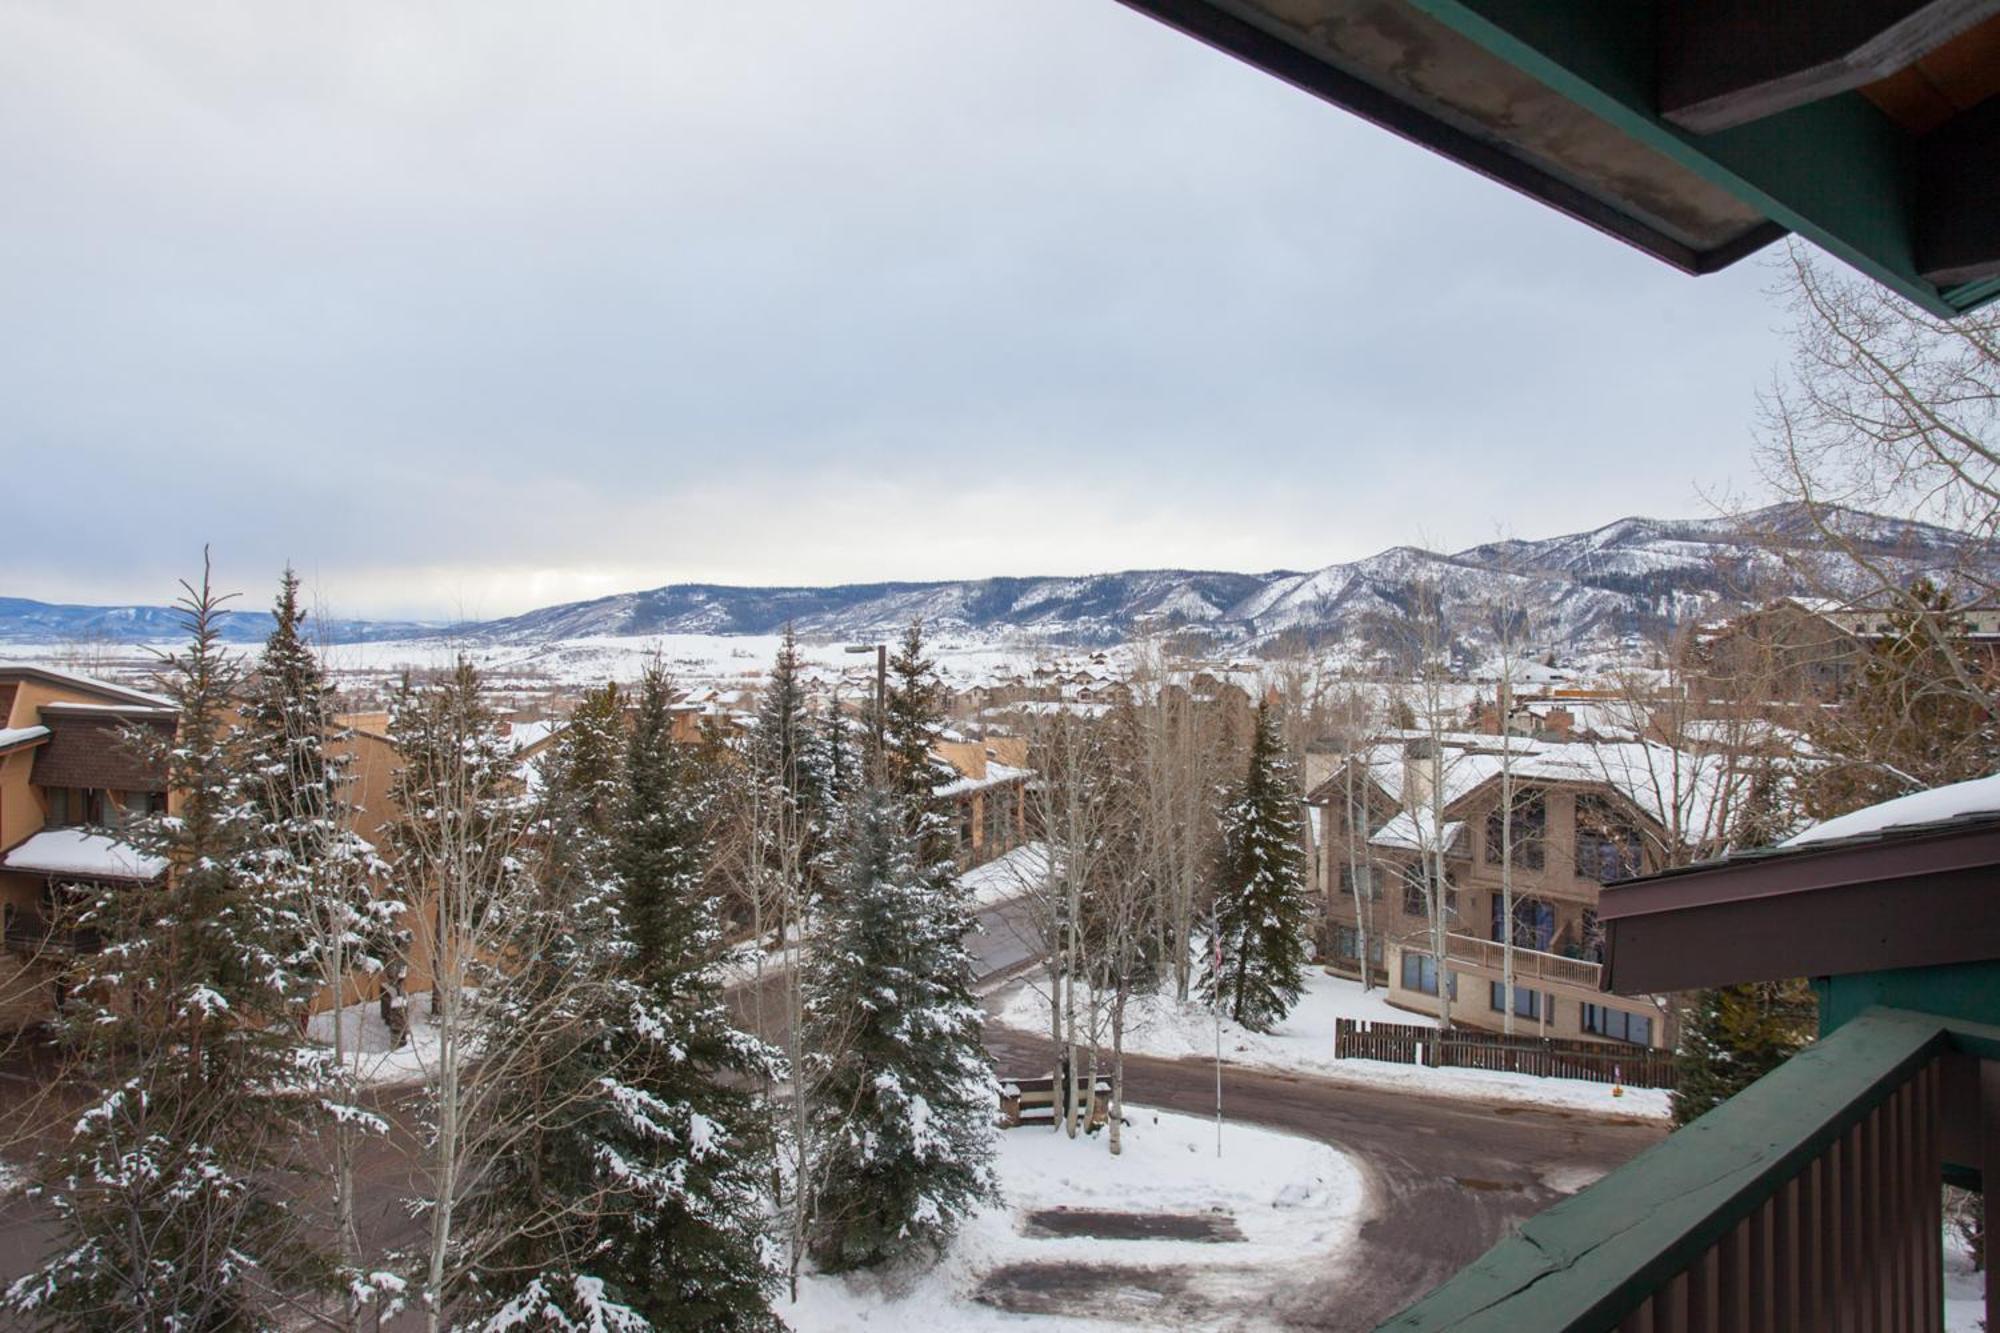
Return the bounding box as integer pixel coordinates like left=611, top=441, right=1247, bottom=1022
left=242, top=568, right=383, bottom=1022
left=804, top=789, right=998, bottom=1272
left=880, top=622, right=958, bottom=870
left=6, top=558, right=330, bottom=1330
left=1200, top=699, right=1312, bottom=1033
left=753, top=626, right=822, bottom=813
left=594, top=663, right=780, bottom=1329
left=1671, top=981, right=1818, bottom=1127
left=241, top=568, right=390, bottom=1323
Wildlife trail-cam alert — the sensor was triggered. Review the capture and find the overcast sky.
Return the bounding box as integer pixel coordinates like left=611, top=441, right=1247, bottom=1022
left=0, top=1, right=1793, bottom=621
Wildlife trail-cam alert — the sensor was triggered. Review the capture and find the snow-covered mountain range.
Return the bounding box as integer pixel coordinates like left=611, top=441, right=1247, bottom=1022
left=2, top=504, right=1980, bottom=655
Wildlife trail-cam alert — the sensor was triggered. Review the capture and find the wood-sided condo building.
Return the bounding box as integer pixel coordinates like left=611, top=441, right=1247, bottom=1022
left=1384, top=774, right=2000, bottom=1330
left=0, top=665, right=176, bottom=1028
left=1309, top=731, right=1751, bottom=1051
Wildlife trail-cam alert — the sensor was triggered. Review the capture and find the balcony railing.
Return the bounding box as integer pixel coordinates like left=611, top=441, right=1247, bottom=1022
left=1379, top=1006, right=1988, bottom=1331
left=1444, top=932, right=1602, bottom=990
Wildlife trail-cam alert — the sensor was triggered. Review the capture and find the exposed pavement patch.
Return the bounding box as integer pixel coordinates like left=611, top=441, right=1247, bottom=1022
left=975, top=1261, right=1201, bottom=1322
left=1020, top=1207, right=1245, bottom=1242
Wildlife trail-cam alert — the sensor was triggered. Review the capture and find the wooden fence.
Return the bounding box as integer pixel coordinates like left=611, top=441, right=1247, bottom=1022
left=1334, top=1017, right=1679, bottom=1090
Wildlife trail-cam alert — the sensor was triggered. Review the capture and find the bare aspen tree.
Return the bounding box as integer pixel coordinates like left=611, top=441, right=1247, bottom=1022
left=1126, top=643, right=1222, bottom=1003
left=1021, top=708, right=1124, bottom=1138
left=1406, top=580, right=1461, bottom=1031
left=382, top=660, right=532, bottom=1333
left=1325, top=683, right=1382, bottom=990
left=1755, top=242, right=2000, bottom=732
left=1477, top=555, right=1544, bottom=1035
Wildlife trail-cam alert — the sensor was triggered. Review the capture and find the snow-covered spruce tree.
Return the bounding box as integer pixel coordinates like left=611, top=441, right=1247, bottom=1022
left=1200, top=698, right=1312, bottom=1033
left=594, top=662, right=780, bottom=1330
left=805, top=620, right=997, bottom=1273
left=6, top=557, right=332, bottom=1330
left=805, top=789, right=999, bottom=1272
left=241, top=567, right=394, bottom=1329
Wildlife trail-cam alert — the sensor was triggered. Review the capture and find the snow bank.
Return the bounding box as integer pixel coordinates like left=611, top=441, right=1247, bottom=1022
left=784, top=1105, right=1363, bottom=1332
left=995, top=970, right=1671, bottom=1120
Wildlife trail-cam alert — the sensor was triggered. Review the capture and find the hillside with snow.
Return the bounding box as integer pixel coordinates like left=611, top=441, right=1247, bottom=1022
left=3, top=503, right=1983, bottom=658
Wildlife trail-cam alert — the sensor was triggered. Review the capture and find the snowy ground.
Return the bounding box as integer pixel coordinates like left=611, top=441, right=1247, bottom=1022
left=994, top=970, right=1672, bottom=1120
left=783, top=1106, right=1363, bottom=1332
left=305, top=996, right=453, bottom=1088
left=1945, top=1225, right=1984, bottom=1333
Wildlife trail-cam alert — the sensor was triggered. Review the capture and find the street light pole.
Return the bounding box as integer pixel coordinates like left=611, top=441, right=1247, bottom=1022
left=844, top=642, right=888, bottom=772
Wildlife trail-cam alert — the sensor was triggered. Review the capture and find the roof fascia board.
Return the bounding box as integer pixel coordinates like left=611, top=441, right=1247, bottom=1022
left=1113, top=0, right=1738, bottom=273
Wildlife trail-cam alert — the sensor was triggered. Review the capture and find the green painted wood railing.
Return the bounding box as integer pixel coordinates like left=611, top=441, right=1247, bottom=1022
left=1377, top=1006, right=1988, bottom=1330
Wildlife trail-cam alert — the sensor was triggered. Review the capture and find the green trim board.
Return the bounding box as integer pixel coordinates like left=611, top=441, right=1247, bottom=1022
left=1375, top=1006, right=1978, bottom=1330
left=1819, top=960, right=2000, bottom=1036
left=1403, top=0, right=1985, bottom=315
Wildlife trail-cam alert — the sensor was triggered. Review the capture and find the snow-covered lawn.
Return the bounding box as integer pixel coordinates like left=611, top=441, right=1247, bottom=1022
left=305, top=996, right=452, bottom=1088
left=1945, top=1223, right=1983, bottom=1333
left=783, top=1105, right=1363, bottom=1331
left=994, top=969, right=1672, bottom=1120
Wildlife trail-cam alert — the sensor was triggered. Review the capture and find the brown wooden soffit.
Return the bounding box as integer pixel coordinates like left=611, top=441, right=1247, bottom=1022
left=1600, top=820, right=2000, bottom=994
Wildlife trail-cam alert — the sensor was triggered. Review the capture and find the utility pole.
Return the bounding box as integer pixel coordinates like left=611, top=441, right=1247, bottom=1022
left=844, top=641, right=889, bottom=776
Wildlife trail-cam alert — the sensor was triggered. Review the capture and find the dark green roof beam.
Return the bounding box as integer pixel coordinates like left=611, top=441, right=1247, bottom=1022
left=1659, top=0, right=2000, bottom=135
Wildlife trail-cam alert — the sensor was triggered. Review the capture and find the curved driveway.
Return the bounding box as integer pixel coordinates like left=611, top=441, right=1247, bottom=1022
left=969, top=897, right=1665, bottom=1330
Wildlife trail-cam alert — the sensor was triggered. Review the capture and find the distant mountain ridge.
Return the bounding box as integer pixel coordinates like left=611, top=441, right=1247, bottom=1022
left=1, top=504, right=1981, bottom=655
left=0, top=597, right=437, bottom=647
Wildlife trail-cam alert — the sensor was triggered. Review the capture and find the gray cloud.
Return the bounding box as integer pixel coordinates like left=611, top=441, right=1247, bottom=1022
left=0, top=1, right=1787, bottom=618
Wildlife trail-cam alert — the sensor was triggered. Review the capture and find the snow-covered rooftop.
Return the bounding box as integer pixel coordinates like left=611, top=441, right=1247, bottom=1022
left=0, top=661, right=172, bottom=709
left=0, top=725, right=51, bottom=752
left=935, top=761, right=1033, bottom=799
left=1347, top=732, right=1752, bottom=850
left=1782, top=773, right=2000, bottom=849
left=2, top=828, right=167, bottom=880
left=1369, top=811, right=1464, bottom=854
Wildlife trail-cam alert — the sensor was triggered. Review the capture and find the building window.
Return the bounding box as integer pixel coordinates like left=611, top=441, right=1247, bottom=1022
left=46, top=788, right=108, bottom=828
left=1400, top=863, right=1456, bottom=920
left=1335, top=926, right=1383, bottom=964
left=1484, top=790, right=1546, bottom=870
left=984, top=790, right=1007, bottom=853
left=1575, top=796, right=1643, bottom=881
left=1491, top=895, right=1556, bottom=951
left=1400, top=951, right=1456, bottom=998
left=1489, top=981, right=1543, bottom=1020
left=1582, top=1003, right=1653, bottom=1047
left=1339, top=864, right=1380, bottom=900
